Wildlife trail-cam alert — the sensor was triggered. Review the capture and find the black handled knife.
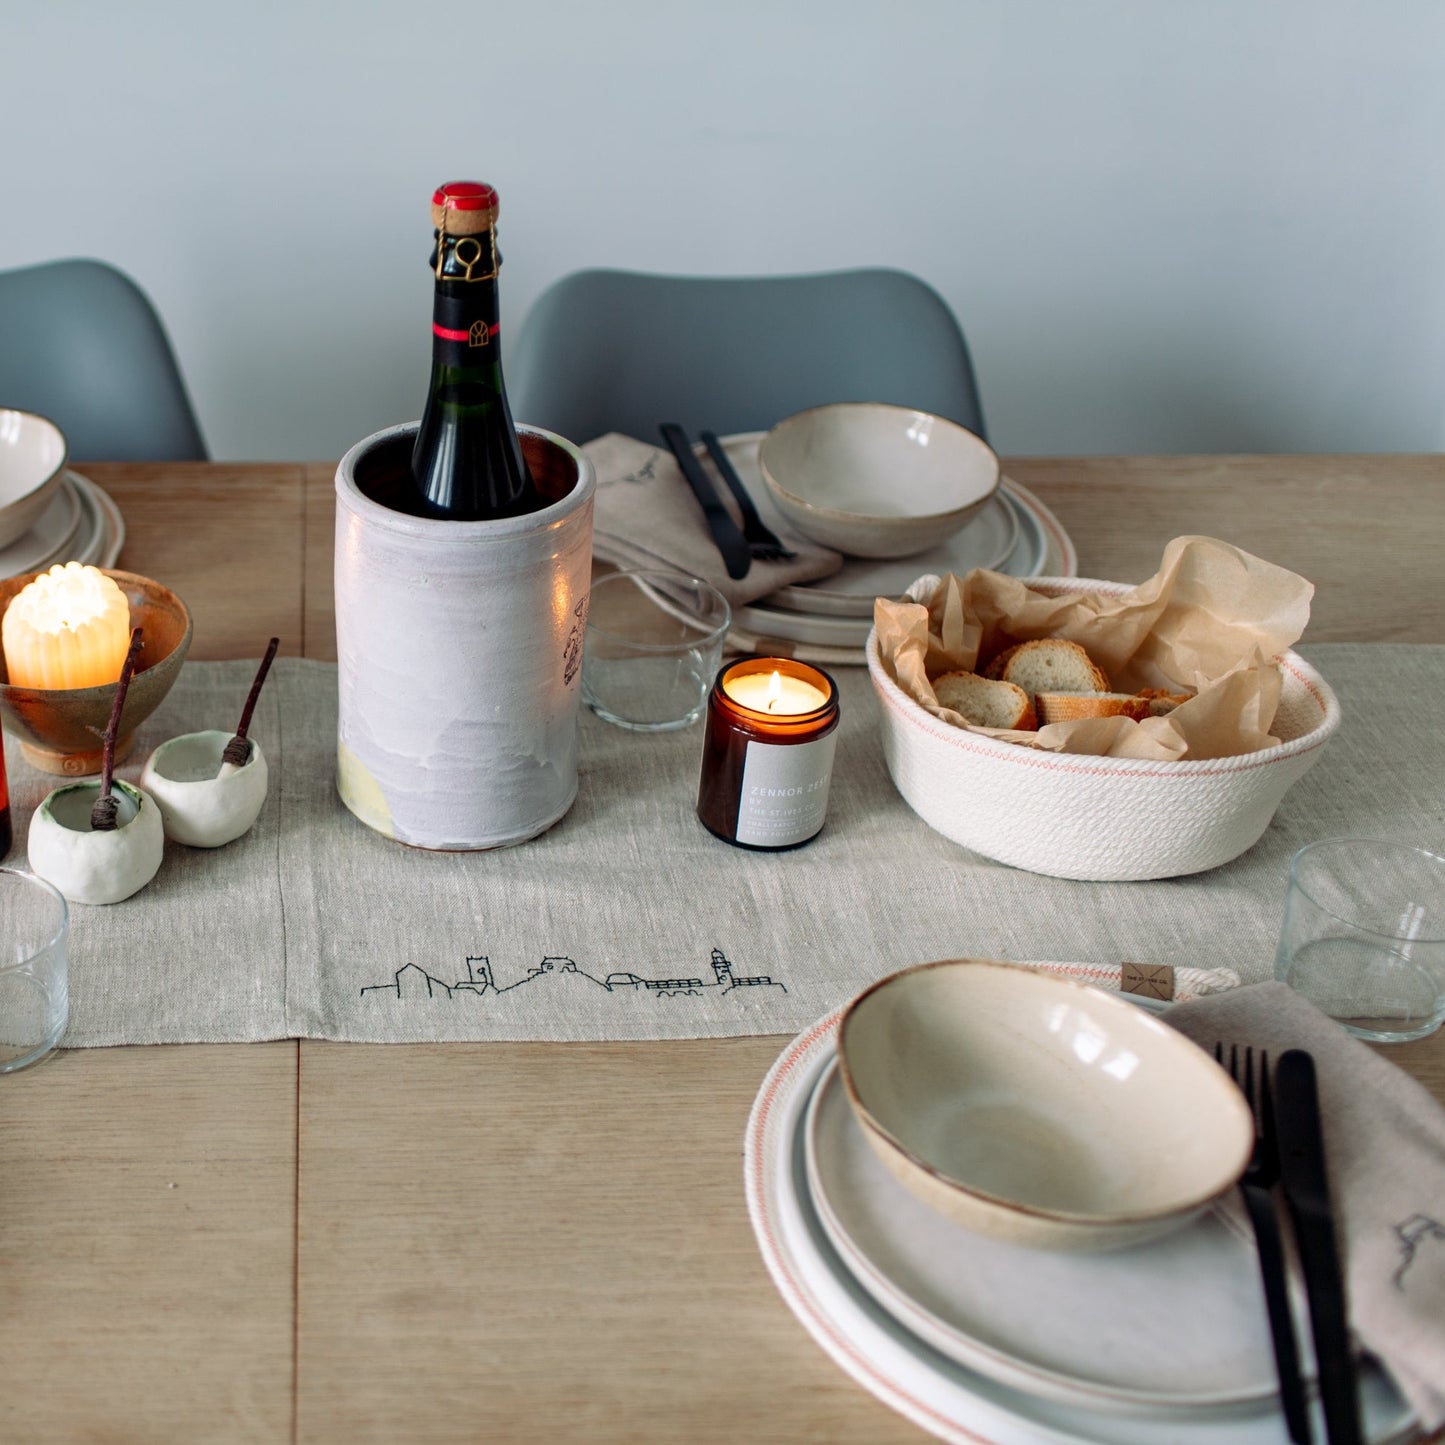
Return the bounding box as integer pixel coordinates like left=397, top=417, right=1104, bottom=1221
left=659, top=422, right=751, bottom=581
left=699, top=430, right=796, bottom=560
left=1275, top=1049, right=1363, bottom=1445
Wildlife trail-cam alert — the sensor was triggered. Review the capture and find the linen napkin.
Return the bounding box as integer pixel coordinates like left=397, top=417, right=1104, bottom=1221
left=1167, top=982, right=1445, bottom=1432
left=583, top=432, right=845, bottom=609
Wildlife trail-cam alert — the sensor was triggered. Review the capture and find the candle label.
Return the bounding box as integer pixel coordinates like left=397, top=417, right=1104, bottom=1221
left=735, top=734, right=838, bottom=848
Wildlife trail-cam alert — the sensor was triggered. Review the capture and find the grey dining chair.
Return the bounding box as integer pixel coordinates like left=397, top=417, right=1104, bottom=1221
left=508, top=267, right=987, bottom=446
left=0, top=257, right=207, bottom=461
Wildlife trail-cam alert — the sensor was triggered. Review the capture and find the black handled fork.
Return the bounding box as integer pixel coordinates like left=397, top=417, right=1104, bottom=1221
left=699, top=430, right=797, bottom=562
left=1218, top=1044, right=1314, bottom=1445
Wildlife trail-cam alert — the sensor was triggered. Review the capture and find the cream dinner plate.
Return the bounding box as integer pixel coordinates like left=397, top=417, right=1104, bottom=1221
left=759, top=488, right=1019, bottom=616
left=0, top=470, right=123, bottom=578
left=733, top=482, right=1074, bottom=653
left=744, top=1012, right=1417, bottom=1445
left=805, top=1056, right=1282, bottom=1411
left=70, top=471, right=126, bottom=566
left=709, top=432, right=1023, bottom=619
left=0, top=472, right=82, bottom=578
left=711, top=429, right=1078, bottom=660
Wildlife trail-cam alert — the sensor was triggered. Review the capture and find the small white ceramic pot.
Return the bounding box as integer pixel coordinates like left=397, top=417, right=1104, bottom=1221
left=27, top=779, right=165, bottom=905
left=140, top=730, right=269, bottom=847
left=334, top=422, right=595, bottom=850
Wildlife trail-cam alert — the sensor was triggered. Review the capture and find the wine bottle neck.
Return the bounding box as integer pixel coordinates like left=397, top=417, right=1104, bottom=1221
left=430, top=281, right=503, bottom=374
left=408, top=186, right=541, bottom=521
left=431, top=225, right=498, bottom=283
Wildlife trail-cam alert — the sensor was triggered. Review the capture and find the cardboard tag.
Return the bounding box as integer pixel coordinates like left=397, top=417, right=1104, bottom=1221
left=1121, top=961, right=1176, bottom=1001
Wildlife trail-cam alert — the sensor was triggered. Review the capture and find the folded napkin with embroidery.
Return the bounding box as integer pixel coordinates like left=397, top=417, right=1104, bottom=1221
left=583, top=432, right=845, bottom=608
left=1168, top=982, right=1445, bottom=1433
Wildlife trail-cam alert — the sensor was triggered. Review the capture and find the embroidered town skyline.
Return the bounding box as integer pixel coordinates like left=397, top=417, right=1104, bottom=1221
left=360, top=946, right=786, bottom=1005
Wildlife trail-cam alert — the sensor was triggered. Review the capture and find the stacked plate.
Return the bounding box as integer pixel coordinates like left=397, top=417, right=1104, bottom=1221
left=712, top=434, right=1077, bottom=660
left=745, top=1011, right=1418, bottom=1445
left=0, top=469, right=125, bottom=580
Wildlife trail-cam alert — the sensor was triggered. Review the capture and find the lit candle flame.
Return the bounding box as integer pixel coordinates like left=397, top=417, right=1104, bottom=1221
left=721, top=665, right=829, bottom=717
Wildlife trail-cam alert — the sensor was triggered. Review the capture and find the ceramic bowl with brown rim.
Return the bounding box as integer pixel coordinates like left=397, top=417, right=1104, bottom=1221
left=0, top=409, right=68, bottom=549
left=0, top=569, right=192, bottom=775
left=836, top=959, right=1252, bottom=1252
left=758, top=403, right=999, bottom=559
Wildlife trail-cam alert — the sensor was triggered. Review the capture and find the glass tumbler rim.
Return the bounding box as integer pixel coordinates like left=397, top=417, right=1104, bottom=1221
left=585, top=567, right=731, bottom=651
left=1287, top=837, right=1445, bottom=943
left=0, top=866, right=69, bottom=965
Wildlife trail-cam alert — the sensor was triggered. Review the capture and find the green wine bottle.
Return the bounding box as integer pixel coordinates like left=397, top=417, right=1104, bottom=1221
left=409, top=181, right=541, bottom=519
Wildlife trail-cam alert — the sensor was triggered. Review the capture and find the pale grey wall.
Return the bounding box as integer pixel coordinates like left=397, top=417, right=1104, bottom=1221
left=3, top=0, right=1443, bottom=460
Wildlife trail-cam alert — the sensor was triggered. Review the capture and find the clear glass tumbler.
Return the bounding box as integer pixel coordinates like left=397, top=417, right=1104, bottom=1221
left=1275, top=839, right=1445, bottom=1043
left=581, top=569, right=731, bottom=731
left=1, top=867, right=69, bottom=1071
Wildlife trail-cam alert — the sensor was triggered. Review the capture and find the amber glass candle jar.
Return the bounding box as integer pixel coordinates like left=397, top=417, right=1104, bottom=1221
left=696, top=656, right=840, bottom=850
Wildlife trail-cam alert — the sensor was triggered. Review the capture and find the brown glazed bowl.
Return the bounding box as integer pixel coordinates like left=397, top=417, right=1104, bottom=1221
left=0, top=569, right=193, bottom=775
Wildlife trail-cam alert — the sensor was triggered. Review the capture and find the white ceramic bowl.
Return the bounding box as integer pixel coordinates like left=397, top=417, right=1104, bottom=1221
left=0, top=410, right=67, bottom=549
left=837, top=959, right=1253, bottom=1251
left=867, top=576, right=1342, bottom=881
left=27, top=779, right=165, bottom=906
left=758, top=403, right=999, bottom=559
left=141, top=730, right=269, bottom=847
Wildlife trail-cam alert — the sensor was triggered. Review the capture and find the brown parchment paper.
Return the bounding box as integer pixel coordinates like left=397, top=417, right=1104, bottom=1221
left=873, top=536, right=1314, bottom=760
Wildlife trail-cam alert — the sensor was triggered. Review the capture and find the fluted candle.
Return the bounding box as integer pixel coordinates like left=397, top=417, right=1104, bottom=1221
left=2, top=563, right=132, bottom=689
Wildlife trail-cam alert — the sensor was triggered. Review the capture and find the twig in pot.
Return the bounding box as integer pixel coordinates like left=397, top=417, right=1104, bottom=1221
left=220, top=637, right=280, bottom=775
left=90, top=626, right=145, bottom=832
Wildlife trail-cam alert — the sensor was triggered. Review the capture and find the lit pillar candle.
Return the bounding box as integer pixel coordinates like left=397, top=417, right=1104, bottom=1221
left=2, top=563, right=132, bottom=689
left=697, top=656, right=840, bottom=850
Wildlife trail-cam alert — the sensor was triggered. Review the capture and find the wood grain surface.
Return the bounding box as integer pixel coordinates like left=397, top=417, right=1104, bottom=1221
left=1004, top=453, right=1445, bottom=644
left=1, top=466, right=306, bottom=1444
left=108, top=463, right=310, bottom=661
left=1, top=456, right=1440, bottom=1444
left=0, top=1042, right=298, bottom=1443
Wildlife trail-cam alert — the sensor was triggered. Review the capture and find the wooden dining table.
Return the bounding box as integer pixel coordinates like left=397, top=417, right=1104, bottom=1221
left=3, top=453, right=1442, bottom=1444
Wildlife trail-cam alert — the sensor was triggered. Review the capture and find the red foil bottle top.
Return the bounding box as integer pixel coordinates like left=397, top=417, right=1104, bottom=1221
left=431, top=181, right=499, bottom=235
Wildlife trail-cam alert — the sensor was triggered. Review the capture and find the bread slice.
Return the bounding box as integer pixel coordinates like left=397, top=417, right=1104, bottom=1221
left=1138, top=687, right=1192, bottom=716
left=934, top=671, right=1038, bottom=730
left=985, top=639, right=1110, bottom=699
left=981, top=644, right=1020, bottom=680
left=1035, top=691, right=1151, bottom=725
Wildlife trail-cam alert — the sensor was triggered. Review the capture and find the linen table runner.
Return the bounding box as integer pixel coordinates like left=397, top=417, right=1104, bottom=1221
left=4, top=645, right=1439, bottom=1046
